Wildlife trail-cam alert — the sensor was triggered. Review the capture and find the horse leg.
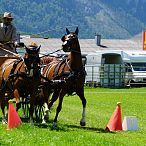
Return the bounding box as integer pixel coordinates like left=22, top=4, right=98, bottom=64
left=42, top=89, right=60, bottom=124
left=48, top=89, right=60, bottom=109
left=76, top=89, right=86, bottom=126
left=53, top=90, right=65, bottom=128
left=14, top=89, right=21, bottom=111
left=41, top=87, right=51, bottom=124
left=1, top=98, right=8, bottom=124
left=21, top=94, right=30, bottom=118
left=41, top=102, right=49, bottom=124
left=0, top=90, right=8, bottom=124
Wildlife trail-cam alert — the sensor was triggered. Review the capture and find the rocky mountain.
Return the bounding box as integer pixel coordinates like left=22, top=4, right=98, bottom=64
left=0, top=0, right=146, bottom=39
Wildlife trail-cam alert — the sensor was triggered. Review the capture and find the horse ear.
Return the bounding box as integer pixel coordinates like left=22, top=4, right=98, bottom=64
left=61, top=35, right=65, bottom=41
left=66, top=28, right=70, bottom=34
left=75, top=27, right=79, bottom=35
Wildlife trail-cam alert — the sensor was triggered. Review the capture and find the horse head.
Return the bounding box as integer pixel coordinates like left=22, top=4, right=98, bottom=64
left=61, top=27, right=79, bottom=52
left=24, top=43, right=41, bottom=77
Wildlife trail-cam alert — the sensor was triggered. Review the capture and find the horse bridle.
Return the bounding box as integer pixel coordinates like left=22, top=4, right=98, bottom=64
left=62, top=33, right=79, bottom=52
left=24, top=53, right=40, bottom=69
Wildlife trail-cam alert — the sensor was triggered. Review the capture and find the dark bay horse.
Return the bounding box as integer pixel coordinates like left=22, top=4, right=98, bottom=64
left=42, top=27, right=86, bottom=127
left=0, top=44, right=41, bottom=124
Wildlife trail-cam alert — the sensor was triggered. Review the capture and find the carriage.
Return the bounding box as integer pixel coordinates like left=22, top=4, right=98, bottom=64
left=0, top=43, right=46, bottom=124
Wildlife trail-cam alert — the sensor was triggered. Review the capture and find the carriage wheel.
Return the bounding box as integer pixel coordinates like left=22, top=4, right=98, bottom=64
left=34, top=104, right=45, bottom=123
left=21, top=96, right=45, bottom=123
left=34, top=85, right=45, bottom=123
left=21, top=96, right=30, bottom=119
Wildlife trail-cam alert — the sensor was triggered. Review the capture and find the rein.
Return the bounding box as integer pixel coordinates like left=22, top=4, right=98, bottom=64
left=0, top=42, right=21, bottom=57
left=39, top=48, right=63, bottom=58
left=10, top=58, right=23, bottom=74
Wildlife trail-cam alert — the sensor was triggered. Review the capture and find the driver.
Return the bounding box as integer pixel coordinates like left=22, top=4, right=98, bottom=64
left=0, top=12, right=19, bottom=55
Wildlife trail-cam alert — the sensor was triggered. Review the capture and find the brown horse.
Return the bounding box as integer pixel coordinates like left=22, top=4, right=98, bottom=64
left=0, top=44, right=41, bottom=124
left=42, top=27, right=86, bottom=127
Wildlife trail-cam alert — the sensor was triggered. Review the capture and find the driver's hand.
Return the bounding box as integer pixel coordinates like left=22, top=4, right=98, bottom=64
left=15, top=42, right=24, bottom=47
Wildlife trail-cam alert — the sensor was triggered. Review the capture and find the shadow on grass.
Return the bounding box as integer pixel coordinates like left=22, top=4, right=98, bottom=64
left=65, top=124, right=112, bottom=133
left=35, top=121, right=115, bottom=133
left=0, top=116, right=115, bottom=133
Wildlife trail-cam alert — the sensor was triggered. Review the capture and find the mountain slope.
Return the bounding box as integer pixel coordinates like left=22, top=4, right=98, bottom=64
left=0, top=0, right=145, bottom=39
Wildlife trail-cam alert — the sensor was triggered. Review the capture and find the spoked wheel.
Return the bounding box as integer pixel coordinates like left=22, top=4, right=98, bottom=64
left=21, top=95, right=30, bottom=119
left=21, top=95, right=45, bottom=123
left=34, top=85, right=45, bottom=123
left=34, top=104, right=45, bottom=123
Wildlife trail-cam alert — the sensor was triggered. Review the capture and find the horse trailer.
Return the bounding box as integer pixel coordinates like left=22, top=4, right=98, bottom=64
left=85, top=50, right=146, bottom=87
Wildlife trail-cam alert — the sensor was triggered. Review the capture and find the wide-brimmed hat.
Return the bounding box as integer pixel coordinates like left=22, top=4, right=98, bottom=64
left=26, top=42, right=40, bottom=54
left=3, top=12, right=13, bottom=19
left=29, top=42, right=38, bottom=47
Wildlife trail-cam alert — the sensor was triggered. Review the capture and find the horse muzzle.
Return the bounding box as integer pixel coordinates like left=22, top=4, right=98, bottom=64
left=62, top=41, right=71, bottom=52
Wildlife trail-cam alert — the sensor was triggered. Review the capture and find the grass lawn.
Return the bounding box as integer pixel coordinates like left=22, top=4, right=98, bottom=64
left=0, top=87, right=146, bottom=146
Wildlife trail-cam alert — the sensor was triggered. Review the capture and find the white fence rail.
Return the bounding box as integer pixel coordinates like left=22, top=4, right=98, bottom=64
left=85, top=64, right=146, bottom=88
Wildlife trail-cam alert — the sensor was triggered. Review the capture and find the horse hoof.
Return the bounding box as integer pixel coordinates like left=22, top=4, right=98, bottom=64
left=30, top=122, right=34, bottom=126
left=42, top=119, right=46, bottom=124
left=30, top=119, right=34, bottom=126
left=80, top=121, right=86, bottom=126
left=44, top=115, right=49, bottom=122
left=53, top=122, right=57, bottom=129
left=23, top=115, right=28, bottom=118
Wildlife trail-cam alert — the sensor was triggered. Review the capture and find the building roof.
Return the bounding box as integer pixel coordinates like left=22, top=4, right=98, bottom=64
left=21, top=34, right=143, bottom=56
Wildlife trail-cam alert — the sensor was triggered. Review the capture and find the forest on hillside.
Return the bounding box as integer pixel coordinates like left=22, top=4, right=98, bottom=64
left=0, top=0, right=146, bottom=39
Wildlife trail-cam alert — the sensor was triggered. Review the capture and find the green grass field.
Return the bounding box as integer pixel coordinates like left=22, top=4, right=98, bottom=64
left=0, top=87, right=146, bottom=146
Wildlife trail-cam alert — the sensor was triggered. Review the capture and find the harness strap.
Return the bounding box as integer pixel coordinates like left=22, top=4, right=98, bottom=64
left=40, top=74, right=53, bottom=83
left=53, top=72, right=70, bottom=80
left=65, top=58, right=72, bottom=72
left=53, top=59, right=66, bottom=78
left=10, top=58, right=23, bottom=76
left=0, top=59, right=23, bottom=91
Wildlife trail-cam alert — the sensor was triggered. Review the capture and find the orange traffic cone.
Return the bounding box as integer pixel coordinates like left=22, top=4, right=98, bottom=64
left=7, top=100, right=22, bottom=129
left=105, top=102, right=122, bottom=132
